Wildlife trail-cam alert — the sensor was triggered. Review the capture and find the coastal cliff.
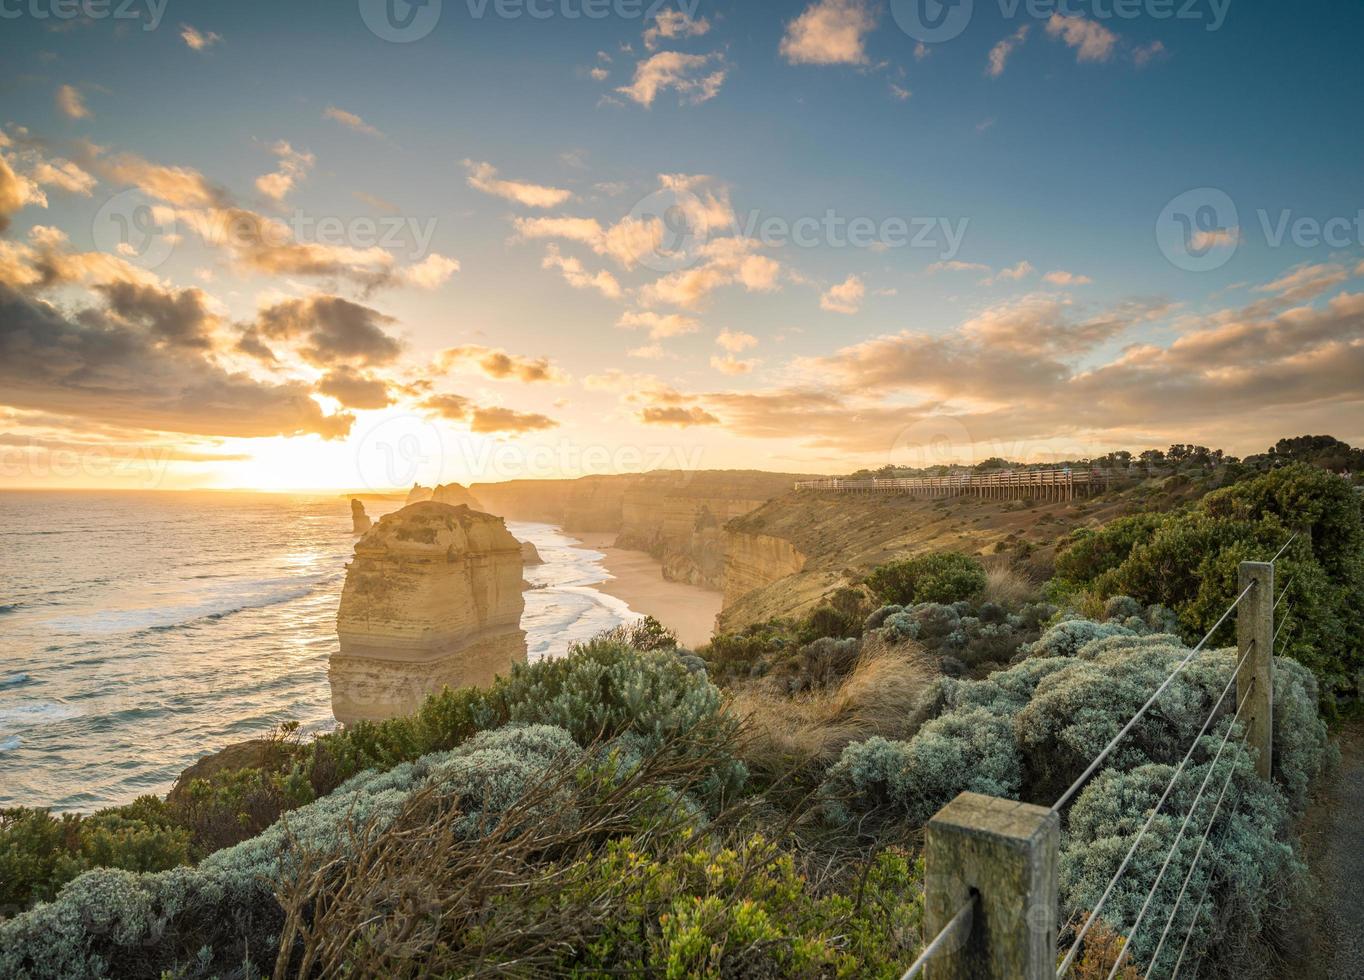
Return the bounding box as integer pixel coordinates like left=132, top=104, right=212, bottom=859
left=331, top=501, right=525, bottom=724
left=472, top=470, right=810, bottom=589
left=716, top=487, right=1146, bottom=633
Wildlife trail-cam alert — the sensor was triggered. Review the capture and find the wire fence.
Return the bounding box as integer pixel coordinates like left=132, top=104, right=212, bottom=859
left=1052, top=533, right=1296, bottom=979
left=908, top=532, right=1301, bottom=980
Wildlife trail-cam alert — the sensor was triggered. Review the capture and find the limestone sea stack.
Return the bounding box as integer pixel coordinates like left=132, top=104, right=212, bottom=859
left=351, top=499, right=373, bottom=535
left=331, top=501, right=526, bottom=724
left=519, top=539, right=543, bottom=565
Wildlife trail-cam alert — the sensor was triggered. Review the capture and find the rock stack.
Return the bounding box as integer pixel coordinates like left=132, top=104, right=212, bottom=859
left=350, top=499, right=373, bottom=535
left=331, top=501, right=526, bottom=724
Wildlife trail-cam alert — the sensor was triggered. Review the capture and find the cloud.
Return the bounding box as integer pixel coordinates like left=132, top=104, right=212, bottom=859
left=32, top=158, right=95, bottom=195
left=638, top=236, right=780, bottom=309
left=1043, top=269, right=1092, bottom=286
left=1132, top=40, right=1166, bottom=67
left=627, top=344, right=670, bottom=359
left=889, top=83, right=912, bottom=101
left=421, top=393, right=559, bottom=434
left=96, top=152, right=224, bottom=208
left=643, top=8, right=710, bottom=50
left=617, top=51, right=727, bottom=107
left=1046, top=14, right=1118, bottom=63
left=55, top=84, right=91, bottom=120
left=95, top=279, right=219, bottom=348
left=820, top=274, right=864, bottom=314
left=401, top=253, right=460, bottom=289
left=248, top=295, right=402, bottom=367
left=316, top=367, right=391, bottom=409
left=617, top=310, right=700, bottom=339
left=470, top=406, right=558, bottom=434
left=254, top=140, right=314, bottom=202
left=0, top=155, right=46, bottom=232
left=983, top=259, right=1035, bottom=284
left=1253, top=262, right=1350, bottom=304
left=710, top=354, right=758, bottom=375
left=464, top=160, right=572, bottom=208
left=436, top=344, right=568, bottom=383
left=180, top=24, right=222, bottom=50
left=323, top=106, right=382, bottom=138
left=780, top=0, right=877, bottom=66
left=541, top=244, right=622, bottom=298
left=987, top=25, right=1029, bottom=77
left=716, top=328, right=758, bottom=352
left=0, top=282, right=352, bottom=440
left=639, top=404, right=720, bottom=426
left=928, top=259, right=990, bottom=274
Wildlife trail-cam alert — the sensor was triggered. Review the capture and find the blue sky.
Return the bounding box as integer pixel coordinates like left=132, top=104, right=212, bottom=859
left=1, top=0, right=1361, bottom=489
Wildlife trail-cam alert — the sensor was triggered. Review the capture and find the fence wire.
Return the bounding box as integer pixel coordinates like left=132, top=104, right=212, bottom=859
left=900, top=895, right=974, bottom=980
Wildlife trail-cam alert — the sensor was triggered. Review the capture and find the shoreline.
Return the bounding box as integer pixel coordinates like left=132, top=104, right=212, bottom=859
left=570, top=532, right=721, bottom=648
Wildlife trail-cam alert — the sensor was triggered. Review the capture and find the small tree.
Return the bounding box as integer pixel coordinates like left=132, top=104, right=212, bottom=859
left=865, top=552, right=987, bottom=606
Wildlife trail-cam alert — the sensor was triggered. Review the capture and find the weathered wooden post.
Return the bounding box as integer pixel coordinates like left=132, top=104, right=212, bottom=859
left=1236, top=561, right=1274, bottom=779
left=923, top=792, right=1060, bottom=979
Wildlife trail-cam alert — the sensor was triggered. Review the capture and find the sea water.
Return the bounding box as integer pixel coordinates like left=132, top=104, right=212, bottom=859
left=0, top=491, right=637, bottom=810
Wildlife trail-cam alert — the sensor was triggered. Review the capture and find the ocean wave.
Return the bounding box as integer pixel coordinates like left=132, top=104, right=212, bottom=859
left=0, top=702, right=80, bottom=731
left=0, top=736, right=19, bottom=753
left=0, top=673, right=30, bottom=689
left=42, top=573, right=333, bottom=635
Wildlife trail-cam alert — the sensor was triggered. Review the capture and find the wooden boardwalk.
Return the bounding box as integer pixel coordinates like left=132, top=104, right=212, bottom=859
left=793, top=467, right=1107, bottom=502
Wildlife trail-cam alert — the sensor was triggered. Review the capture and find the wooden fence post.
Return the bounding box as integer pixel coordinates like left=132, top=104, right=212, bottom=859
left=923, top=792, right=1060, bottom=979
left=1236, top=561, right=1274, bottom=779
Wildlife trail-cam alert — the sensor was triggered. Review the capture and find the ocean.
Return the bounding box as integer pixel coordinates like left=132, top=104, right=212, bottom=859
left=0, top=491, right=638, bottom=811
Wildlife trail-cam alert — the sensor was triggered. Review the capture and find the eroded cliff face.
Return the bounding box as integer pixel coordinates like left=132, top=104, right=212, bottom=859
left=331, top=501, right=525, bottom=724
left=721, top=530, right=808, bottom=609
left=717, top=486, right=1152, bottom=633
left=472, top=470, right=810, bottom=590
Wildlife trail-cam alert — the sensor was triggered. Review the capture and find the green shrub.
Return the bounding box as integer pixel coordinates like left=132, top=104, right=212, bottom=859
left=821, top=707, right=1021, bottom=830
left=0, top=798, right=190, bottom=914
left=865, top=552, right=987, bottom=606
left=1051, top=464, right=1364, bottom=704
left=821, top=629, right=1328, bottom=975
left=534, top=835, right=924, bottom=978
left=0, top=725, right=584, bottom=978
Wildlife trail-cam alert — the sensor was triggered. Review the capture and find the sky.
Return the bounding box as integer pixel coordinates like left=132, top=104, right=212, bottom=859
left=0, top=0, right=1361, bottom=491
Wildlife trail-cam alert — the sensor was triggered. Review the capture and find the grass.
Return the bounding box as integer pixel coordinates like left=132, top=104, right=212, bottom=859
left=728, top=636, right=939, bottom=785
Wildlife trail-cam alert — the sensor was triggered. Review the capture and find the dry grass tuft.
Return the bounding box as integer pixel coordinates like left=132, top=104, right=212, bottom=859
left=981, top=562, right=1039, bottom=607
left=729, top=636, right=940, bottom=782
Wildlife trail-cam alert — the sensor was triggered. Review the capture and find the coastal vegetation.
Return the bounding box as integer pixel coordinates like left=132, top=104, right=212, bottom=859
left=0, top=455, right=1356, bottom=977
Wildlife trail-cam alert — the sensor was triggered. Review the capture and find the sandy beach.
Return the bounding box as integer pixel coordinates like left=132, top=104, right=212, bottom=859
left=571, top=532, right=722, bottom=648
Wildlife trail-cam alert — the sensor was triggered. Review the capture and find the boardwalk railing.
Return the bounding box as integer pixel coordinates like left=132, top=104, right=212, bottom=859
left=904, top=538, right=1299, bottom=980
left=795, top=467, right=1109, bottom=502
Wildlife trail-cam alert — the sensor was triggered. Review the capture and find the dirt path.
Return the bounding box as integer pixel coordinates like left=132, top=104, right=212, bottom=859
left=1285, top=718, right=1364, bottom=979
